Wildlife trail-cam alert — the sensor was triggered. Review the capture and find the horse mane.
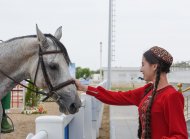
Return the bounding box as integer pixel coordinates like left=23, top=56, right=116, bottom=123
left=5, top=34, right=71, bottom=65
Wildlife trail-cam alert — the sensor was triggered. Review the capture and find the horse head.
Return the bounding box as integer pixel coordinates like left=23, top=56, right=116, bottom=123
left=29, top=25, right=81, bottom=114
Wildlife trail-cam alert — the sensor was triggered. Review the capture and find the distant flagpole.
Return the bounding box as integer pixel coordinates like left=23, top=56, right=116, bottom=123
left=100, top=42, right=103, bottom=81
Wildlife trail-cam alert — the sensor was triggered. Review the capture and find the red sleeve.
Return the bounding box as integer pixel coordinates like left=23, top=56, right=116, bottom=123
left=86, top=83, right=152, bottom=106
left=162, top=92, right=188, bottom=139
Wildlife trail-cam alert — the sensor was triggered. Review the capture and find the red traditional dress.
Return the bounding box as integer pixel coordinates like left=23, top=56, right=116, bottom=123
left=86, top=83, right=188, bottom=139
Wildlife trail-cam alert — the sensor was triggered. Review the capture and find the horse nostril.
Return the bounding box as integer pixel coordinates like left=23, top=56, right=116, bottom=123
left=69, top=103, right=78, bottom=114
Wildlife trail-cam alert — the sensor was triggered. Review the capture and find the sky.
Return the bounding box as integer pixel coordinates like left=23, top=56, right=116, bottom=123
left=0, top=0, right=190, bottom=70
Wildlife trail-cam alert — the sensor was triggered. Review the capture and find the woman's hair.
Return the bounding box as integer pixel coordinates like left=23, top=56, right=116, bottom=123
left=138, top=48, right=172, bottom=139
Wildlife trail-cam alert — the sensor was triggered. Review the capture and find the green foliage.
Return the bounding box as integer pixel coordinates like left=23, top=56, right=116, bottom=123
left=76, top=67, right=91, bottom=79
left=25, top=81, right=40, bottom=107
left=111, top=87, right=134, bottom=91
left=91, top=69, right=104, bottom=77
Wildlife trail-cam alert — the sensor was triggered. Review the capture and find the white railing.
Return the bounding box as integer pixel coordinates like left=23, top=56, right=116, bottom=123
left=171, top=83, right=190, bottom=120
left=26, top=80, right=107, bottom=139
left=182, top=91, right=190, bottom=121
left=179, top=85, right=190, bottom=137
left=26, top=131, right=48, bottom=139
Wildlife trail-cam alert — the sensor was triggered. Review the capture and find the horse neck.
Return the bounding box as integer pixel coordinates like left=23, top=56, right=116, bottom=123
left=0, top=38, right=39, bottom=94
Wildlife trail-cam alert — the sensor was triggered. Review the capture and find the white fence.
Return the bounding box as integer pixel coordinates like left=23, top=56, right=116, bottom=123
left=26, top=80, right=107, bottom=139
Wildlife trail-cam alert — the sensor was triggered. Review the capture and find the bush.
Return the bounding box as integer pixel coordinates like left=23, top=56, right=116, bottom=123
left=25, top=80, right=41, bottom=107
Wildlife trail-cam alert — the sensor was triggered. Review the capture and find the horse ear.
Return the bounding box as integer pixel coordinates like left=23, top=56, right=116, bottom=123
left=54, top=26, right=62, bottom=41
left=36, top=24, right=49, bottom=50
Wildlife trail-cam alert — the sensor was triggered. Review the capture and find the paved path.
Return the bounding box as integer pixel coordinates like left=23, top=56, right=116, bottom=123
left=110, top=105, right=139, bottom=139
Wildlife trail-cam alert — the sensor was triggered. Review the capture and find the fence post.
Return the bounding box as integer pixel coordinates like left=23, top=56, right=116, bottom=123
left=69, top=97, right=85, bottom=139
left=82, top=93, right=93, bottom=139
left=26, top=81, right=107, bottom=139
left=35, top=115, right=73, bottom=139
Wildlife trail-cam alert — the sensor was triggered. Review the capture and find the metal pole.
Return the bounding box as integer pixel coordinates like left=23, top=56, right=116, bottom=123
left=107, top=0, right=112, bottom=89
left=100, top=42, right=103, bottom=81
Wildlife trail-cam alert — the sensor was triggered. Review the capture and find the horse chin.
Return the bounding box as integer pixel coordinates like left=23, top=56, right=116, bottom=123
left=57, top=99, right=71, bottom=115
left=59, top=106, right=70, bottom=115
left=58, top=100, right=78, bottom=115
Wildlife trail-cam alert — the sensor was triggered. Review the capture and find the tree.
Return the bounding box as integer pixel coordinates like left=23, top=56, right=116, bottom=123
left=91, top=69, right=104, bottom=77
left=76, top=67, right=91, bottom=79
left=25, top=80, right=40, bottom=107
left=76, top=67, right=83, bottom=79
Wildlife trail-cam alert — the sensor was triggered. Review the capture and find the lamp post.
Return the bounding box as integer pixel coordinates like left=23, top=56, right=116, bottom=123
left=100, top=42, right=103, bottom=81
left=107, top=0, right=116, bottom=89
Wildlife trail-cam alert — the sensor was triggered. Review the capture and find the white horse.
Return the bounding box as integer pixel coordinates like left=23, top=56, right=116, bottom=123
left=0, top=25, right=81, bottom=132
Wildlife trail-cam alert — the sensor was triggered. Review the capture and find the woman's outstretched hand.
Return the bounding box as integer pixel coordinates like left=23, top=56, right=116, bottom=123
left=74, top=79, right=88, bottom=92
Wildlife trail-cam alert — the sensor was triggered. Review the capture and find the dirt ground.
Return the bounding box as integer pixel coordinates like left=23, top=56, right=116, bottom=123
left=1, top=102, right=61, bottom=139
left=98, top=104, right=110, bottom=139
left=1, top=102, right=109, bottom=139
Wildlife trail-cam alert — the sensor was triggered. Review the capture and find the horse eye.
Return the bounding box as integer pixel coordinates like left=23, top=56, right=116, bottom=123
left=49, top=63, right=59, bottom=70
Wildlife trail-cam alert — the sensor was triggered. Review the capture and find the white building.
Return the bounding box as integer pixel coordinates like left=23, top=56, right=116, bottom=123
left=168, top=67, right=190, bottom=84
left=92, top=74, right=101, bottom=82
left=103, top=67, right=190, bottom=87
left=103, top=67, right=145, bottom=87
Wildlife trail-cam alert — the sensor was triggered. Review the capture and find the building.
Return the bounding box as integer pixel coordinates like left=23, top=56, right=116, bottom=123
left=103, top=67, right=145, bottom=87
left=103, top=67, right=190, bottom=88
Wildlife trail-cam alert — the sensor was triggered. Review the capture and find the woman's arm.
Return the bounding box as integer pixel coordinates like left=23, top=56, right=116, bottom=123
left=75, top=79, right=152, bottom=106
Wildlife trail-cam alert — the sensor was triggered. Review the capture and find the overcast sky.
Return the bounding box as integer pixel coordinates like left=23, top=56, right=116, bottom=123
left=0, top=0, right=190, bottom=70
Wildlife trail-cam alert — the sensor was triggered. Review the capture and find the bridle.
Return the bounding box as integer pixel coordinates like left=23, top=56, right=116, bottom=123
left=0, top=43, right=76, bottom=102
left=34, top=46, right=76, bottom=101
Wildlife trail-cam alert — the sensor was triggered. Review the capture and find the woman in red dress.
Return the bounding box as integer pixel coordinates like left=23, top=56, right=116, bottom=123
left=75, top=46, right=188, bottom=139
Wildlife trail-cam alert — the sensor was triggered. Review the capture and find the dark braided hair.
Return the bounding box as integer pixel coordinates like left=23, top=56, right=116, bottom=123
left=144, top=65, right=161, bottom=139
left=138, top=84, right=153, bottom=138
left=138, top=49, right=172, bottom=139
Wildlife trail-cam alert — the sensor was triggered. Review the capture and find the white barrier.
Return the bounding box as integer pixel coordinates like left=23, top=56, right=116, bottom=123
left=26, top=80, right=107, bottom=139
left=26, top=131, right=48, bottom=139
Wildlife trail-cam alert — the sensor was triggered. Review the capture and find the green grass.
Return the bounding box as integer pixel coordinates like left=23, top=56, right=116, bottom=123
left=111, top=87, right=134, bottom=91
